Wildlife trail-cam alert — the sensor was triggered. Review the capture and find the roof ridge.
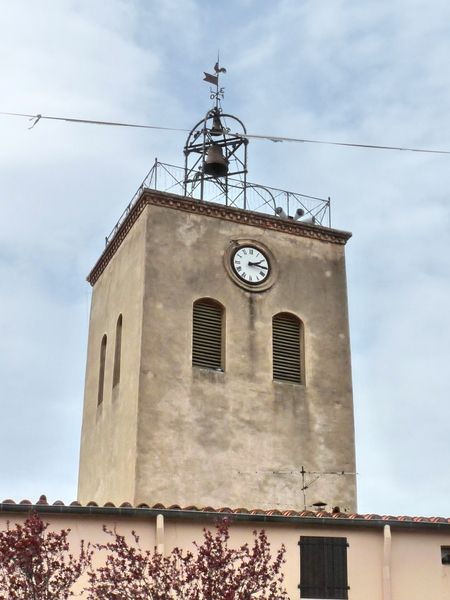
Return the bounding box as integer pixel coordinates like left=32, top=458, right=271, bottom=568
left=1, top=497, right=449, bottom=524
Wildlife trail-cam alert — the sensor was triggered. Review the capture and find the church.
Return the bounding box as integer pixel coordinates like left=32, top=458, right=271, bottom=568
left=1, top=67, right=449, bottom=600
left=77, top=65, right=356, bottom=514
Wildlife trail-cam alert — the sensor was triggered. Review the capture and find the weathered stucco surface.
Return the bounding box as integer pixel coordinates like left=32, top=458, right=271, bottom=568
left=78, top=211, right=146, bottom=505
left=1, top=509, right=449, bottom=600
left=78, top=192, right=356, bottom=511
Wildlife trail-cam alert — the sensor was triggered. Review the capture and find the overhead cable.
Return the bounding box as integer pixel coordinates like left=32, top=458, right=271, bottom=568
left=1, top=110, right=449, bottom=156
left=235, top=132, right=450, bottom=155
left=0, top=111, right=190, bottom=133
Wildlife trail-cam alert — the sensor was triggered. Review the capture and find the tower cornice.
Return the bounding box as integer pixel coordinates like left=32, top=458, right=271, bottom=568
left=87, top=190, right=351, bottom=286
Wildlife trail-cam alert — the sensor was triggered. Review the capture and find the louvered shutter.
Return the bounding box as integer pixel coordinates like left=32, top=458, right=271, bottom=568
left=272, top=313, right=302, bottom=383
left=299, top=536, right=349, bottom=599
left=299, top=536, right=327, bottom=598
left=192, top=300, right=223, bottom=370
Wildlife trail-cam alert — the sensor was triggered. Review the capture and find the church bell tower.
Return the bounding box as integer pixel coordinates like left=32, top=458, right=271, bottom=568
left=78, top=65, right=357, bottom=512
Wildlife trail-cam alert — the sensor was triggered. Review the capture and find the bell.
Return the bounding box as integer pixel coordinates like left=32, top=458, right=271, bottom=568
left=209, top=114, right=224, bottom=136
left=204, top=144, right=228, bottom=177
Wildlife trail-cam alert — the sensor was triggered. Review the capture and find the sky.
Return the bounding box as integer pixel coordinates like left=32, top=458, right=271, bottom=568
left=0, top=0, right=449, bottom=517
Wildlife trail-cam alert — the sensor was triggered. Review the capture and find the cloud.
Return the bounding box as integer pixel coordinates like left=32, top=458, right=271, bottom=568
left=0, top=0, right=448, bottom=517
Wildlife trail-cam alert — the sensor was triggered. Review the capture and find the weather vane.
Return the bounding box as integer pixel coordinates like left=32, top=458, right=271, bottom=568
left=203, top=58, right=227, bottom=108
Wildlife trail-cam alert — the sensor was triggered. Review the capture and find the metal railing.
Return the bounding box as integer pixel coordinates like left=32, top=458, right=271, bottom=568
left=105, top=159, right=331, bottom=246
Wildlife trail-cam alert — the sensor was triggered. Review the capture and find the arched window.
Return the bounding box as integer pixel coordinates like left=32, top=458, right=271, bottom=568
left=192, top=298, right=224, bottom=370
left=113, top=314, right=122, bottom=389
left=98, top=334, right=107, bottom=405
left=272, top=312, right=304, bottom=384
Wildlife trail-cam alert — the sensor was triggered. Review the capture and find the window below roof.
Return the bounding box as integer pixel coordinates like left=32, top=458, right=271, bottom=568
left=299, top=536, right=349, bottom=599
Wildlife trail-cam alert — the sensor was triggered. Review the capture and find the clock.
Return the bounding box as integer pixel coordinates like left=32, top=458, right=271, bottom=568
left=231, top=245, right=270, bottom=284
left=224, top=239, right=277, bottom=292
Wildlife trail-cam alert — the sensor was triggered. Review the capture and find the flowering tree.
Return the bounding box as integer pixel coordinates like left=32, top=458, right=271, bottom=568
left=0, top=512, right=92, bottom=600
left=86, top=525, right=190, bottom=600
left=184, top=519, right=289, bottom=600
left=87, top=518, right=289, bottom=600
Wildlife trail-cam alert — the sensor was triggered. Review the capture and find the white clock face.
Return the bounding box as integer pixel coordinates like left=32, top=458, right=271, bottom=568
left=232, top=246, right=270, bottom=284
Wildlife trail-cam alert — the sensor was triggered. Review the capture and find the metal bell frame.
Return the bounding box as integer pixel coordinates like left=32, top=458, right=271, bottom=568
left=183, top=107, right=249, bottom=208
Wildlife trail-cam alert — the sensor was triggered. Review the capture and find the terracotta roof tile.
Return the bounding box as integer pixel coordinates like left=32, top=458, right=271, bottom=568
left=430, top=517, right=447, bottom=523
left=298, top=510, right=316, bottom=517
left=1, top=497, right=449, bottom=525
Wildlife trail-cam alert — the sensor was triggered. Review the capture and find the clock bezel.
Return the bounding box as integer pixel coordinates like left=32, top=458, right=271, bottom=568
left=231, top=245, right=271, bottom=285
left=224, top=239, right=277, bottom=292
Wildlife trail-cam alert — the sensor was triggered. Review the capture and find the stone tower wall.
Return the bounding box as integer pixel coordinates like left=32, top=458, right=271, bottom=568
left=78, top=191, right=356, bottom=511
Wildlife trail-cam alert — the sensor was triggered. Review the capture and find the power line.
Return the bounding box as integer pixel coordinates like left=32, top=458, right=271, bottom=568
left=0, top=111, right=190, bottom=133
left=239, top=132, right=450, bottom=155
left=1, top=110, right=449, bottom=156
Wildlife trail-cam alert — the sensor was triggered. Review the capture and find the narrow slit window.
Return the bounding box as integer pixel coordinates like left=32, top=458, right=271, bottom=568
left=98, top=334, right=107, bottom=406
left=272, top=312, right=304, bottom=383
left=192, top=299, right=224, bottom=370
left=113, top=314, right=122, bottom=389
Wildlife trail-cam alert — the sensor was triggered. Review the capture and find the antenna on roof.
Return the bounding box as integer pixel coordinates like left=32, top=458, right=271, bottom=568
left=237, top=465, right=357, bottom=511
left=298, top=465, right=357, bottom=511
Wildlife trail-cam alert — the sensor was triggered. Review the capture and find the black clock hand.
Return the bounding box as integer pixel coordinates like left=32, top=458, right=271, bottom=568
left=248, top=261, right=268, bottom=269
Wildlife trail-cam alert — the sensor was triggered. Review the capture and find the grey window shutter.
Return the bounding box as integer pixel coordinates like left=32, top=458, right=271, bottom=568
left=272, top=312, right=303, bottom=383
left=192, top=299, right=223, bottom=370
left=299, top=536, right=327, bottom=598
left=324, top=537, right=349, bottom=598
left=299, top=536, right=349, bottom=599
